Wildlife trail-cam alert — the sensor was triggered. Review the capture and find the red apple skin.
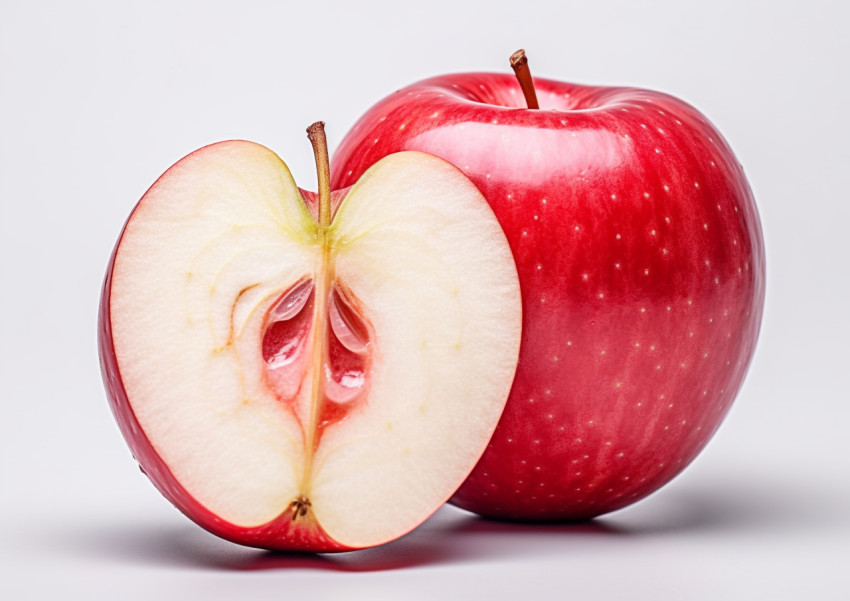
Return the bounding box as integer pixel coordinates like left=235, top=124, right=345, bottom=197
left=331, top=73, right=765, bottom=521
left=98, top=148, right=351, bottom=552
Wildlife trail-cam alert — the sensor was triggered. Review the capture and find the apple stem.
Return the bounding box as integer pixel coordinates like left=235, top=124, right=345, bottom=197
left=307, top=121, right=332, bottom=228
left=510, top=49, right=539, bottom=110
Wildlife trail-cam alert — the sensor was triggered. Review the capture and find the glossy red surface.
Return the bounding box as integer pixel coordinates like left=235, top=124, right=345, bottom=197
left=332, top=73, right=765, bottom=520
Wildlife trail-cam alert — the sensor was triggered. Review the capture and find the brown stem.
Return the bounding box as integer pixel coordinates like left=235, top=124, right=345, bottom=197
left=307, top=121, right=332, bottom=228
left=510, top=49, right=539, bottom=110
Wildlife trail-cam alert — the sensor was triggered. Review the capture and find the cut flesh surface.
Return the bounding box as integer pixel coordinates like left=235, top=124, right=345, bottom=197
left=107, top=142, right=521, bottom=549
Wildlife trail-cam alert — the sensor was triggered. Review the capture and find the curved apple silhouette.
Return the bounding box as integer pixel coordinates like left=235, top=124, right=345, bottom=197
left=99, top=124, right=521, bottom=549
left=331, top=58, right=765, bottom=520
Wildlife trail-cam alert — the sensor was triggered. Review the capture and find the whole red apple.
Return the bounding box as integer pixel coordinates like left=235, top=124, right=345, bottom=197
left=331, top=57, right=765, bottom=520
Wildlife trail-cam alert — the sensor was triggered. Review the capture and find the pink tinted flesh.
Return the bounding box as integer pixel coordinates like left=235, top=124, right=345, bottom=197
left=261, top=279, right=374, bottom=441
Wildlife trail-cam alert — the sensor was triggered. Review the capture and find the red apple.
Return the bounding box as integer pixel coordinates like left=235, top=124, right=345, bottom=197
left=331, top=56, right=765, bottom=521
left=99, top=124, right=521, bottom=549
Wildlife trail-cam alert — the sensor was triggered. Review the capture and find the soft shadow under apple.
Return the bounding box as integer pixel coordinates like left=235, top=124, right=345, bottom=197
left=63, top=472, right=840, bottom=573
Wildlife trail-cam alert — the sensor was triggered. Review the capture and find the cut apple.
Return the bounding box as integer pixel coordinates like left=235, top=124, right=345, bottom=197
left=99, top=126, right=521, bottom=551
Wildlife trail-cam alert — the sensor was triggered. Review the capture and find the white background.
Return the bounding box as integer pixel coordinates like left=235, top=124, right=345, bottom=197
left=1, top=0, right=848, bottom=599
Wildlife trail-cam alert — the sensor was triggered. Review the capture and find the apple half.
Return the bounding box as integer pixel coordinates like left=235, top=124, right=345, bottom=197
left=99, top=125, right=521, bottom=551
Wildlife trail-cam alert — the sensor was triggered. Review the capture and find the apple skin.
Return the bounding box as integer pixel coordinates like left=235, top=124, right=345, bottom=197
left=331, top=73, right=765, bottom=520
left=98, top=149, right=351, bottom=552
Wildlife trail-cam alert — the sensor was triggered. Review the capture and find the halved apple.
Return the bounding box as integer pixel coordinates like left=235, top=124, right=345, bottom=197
left=98, top=124, right=521, bottom=551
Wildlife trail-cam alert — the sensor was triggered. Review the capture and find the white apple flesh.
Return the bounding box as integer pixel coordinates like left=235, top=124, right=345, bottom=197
left=99, top=131, right=521, bottom=551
